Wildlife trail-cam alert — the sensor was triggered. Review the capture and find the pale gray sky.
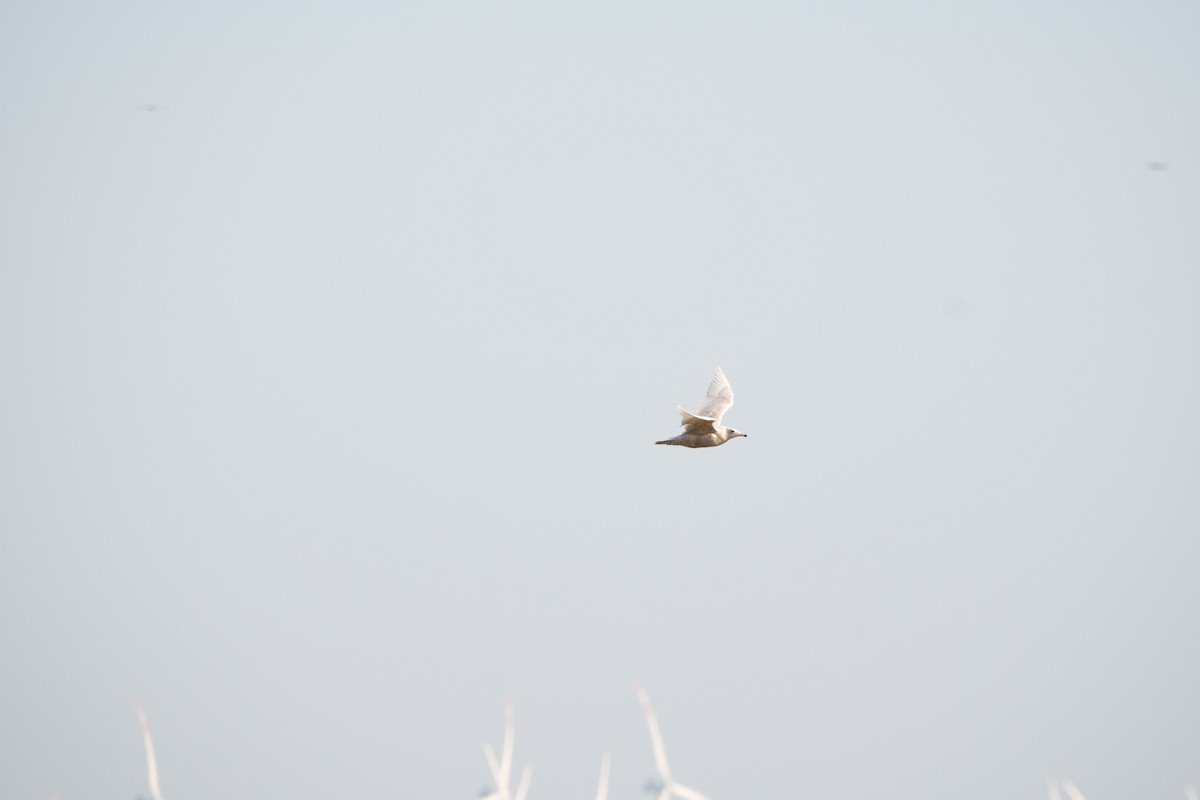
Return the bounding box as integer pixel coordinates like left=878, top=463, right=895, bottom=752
left=2, top=1, right=1198, bottom=799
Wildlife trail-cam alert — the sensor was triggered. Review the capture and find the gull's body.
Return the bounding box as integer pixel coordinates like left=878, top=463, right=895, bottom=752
left=655, top=368, right=747, bottom=448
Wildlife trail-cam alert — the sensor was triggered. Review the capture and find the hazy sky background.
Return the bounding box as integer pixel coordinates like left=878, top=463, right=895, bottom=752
left=2, top=1, right=1198, bottom=798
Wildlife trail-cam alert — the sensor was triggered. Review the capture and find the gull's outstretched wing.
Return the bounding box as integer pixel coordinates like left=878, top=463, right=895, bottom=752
left=694, top=367, right=734, bottom=427
left=677, top=407, right=717, bottom=434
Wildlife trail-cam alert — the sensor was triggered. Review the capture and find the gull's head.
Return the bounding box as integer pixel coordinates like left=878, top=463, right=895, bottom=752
left=725, top=427, right=748, bottom=439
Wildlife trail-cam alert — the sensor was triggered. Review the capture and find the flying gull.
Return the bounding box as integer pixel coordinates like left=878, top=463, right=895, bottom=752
left=655, top=367, right=747, bottom=448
